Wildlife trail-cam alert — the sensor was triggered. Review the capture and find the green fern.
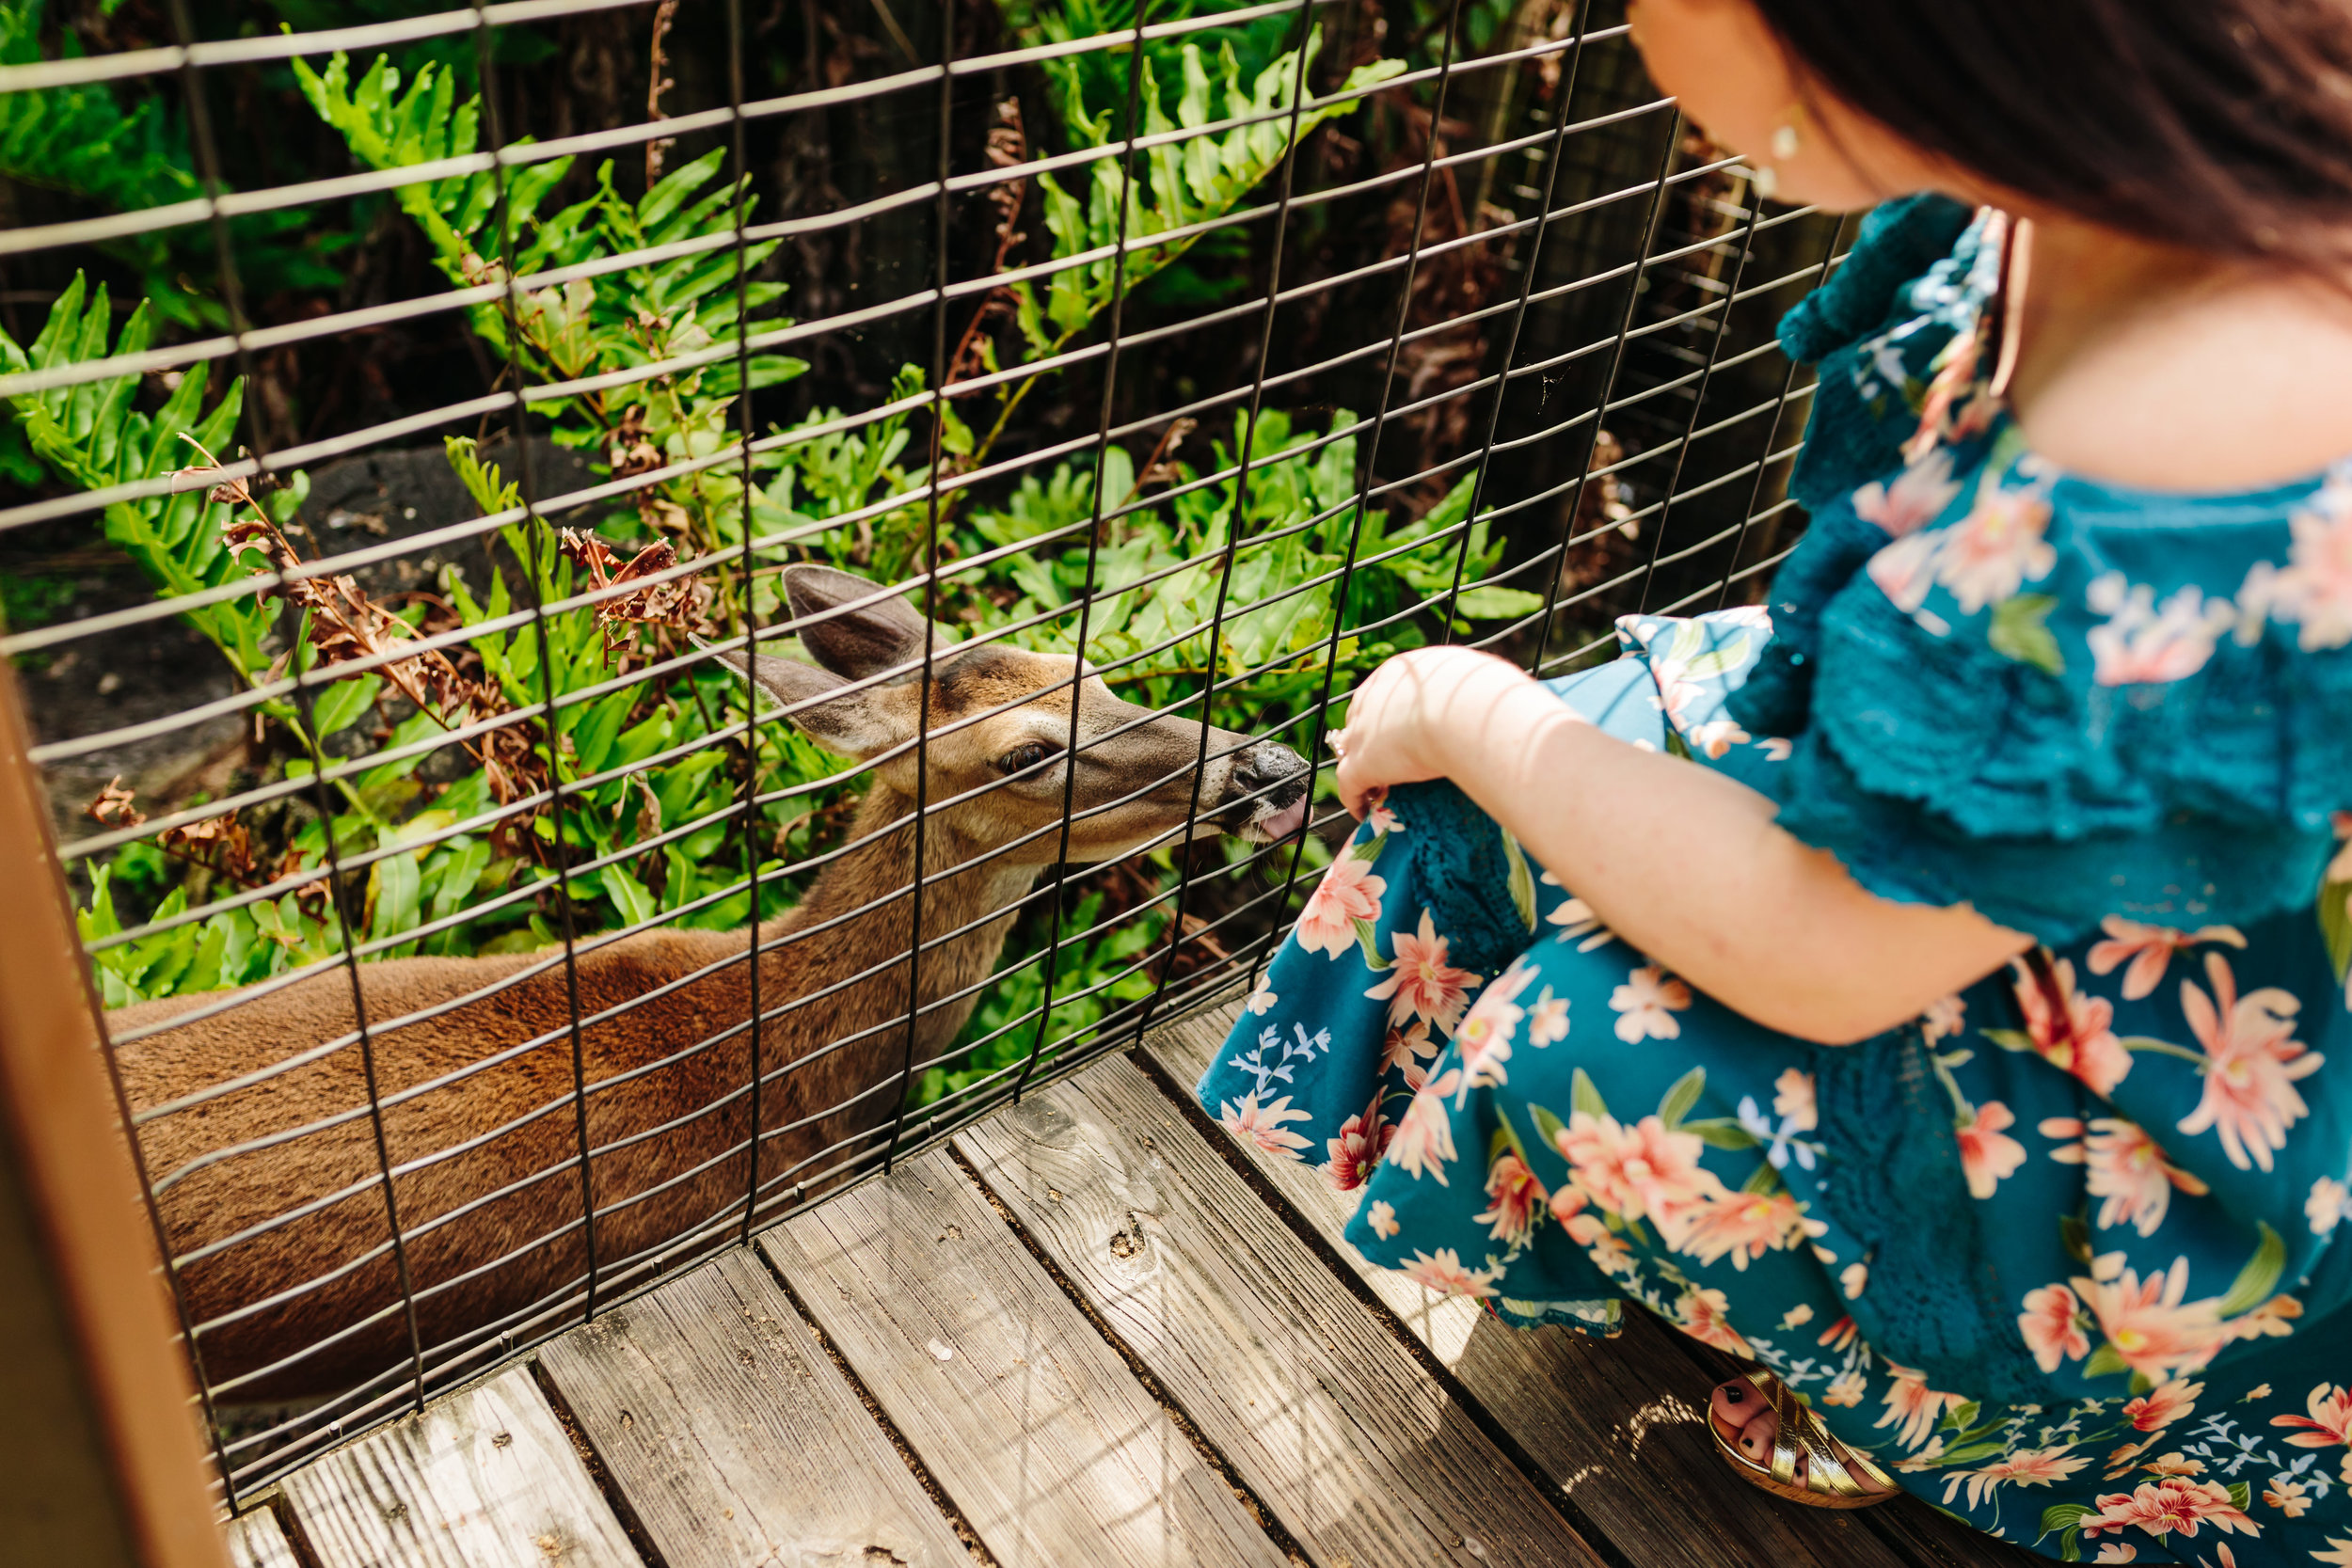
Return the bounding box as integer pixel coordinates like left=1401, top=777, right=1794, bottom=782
left=0, top=0, right=350, bottom=329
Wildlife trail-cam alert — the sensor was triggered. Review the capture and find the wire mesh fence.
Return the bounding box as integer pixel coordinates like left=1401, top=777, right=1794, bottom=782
left=0, top=0, right=1846, bottom=1503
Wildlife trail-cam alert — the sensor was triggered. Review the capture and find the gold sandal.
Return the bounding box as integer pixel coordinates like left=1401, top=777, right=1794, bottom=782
left=1708, top=1370, right=1898, bottom=1510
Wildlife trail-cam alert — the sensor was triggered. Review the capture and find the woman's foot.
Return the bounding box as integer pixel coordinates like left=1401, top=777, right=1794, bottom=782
left=1707, top=1377, right=1896, bottom=1496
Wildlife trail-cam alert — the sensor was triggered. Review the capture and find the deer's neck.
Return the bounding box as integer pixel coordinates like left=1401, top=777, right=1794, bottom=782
left=755, top=789, right=1036, bottom=1058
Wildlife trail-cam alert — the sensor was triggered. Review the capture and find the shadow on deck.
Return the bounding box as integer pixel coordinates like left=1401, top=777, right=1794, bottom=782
left=218, top=999, right=2042, bottom=1568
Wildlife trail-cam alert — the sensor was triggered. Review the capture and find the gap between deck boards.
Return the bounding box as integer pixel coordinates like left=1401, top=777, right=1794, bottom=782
left=227, top=991, right=2039, bottom=1568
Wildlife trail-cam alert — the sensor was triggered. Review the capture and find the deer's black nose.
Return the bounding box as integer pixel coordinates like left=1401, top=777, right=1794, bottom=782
left=1224, top=738, right=1311, bottom=841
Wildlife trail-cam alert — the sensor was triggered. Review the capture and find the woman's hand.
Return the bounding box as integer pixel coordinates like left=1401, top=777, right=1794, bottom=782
left=1331, top=645, right=1543, bottom=817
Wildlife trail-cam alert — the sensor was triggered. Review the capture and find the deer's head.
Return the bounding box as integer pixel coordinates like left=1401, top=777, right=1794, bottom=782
left=728, top=565, right=1311, bottom=864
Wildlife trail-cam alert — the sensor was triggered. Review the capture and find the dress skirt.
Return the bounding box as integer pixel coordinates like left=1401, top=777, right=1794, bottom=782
left=1199, top=610, right=2352, bottom=1564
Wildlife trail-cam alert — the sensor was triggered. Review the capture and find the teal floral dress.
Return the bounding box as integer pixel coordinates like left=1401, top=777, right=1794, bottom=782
left=1199, top=198, right=2352, bottom=1564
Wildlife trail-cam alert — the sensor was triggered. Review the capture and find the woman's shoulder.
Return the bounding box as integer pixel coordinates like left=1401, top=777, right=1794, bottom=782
left=2010, top=269, right=2352, bottom=495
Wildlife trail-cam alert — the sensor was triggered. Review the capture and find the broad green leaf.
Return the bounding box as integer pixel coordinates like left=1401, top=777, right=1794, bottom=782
left=1989, top=594, right=2063, bottom=675
left=2217, top=1222, right=2286, bottom=1317
left=1571, top=1067, right=1607, bottom=1120
left=1658, top=1068, right=1705, bottom=1130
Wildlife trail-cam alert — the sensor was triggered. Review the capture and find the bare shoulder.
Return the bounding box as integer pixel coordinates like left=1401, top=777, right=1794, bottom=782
left=2014, top=273, right=2352, bottom=493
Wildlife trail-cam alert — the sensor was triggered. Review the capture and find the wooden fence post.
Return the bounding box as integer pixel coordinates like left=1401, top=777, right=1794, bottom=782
left=0, top=662, right=230, bottom=1568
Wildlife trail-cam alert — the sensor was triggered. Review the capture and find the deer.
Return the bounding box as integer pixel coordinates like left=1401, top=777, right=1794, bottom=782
left=104, top=565, right=1310, bottom=1401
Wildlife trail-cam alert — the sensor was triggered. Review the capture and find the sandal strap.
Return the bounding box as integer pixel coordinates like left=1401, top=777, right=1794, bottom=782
left=1751, top=1370, right=1894, bottom=1501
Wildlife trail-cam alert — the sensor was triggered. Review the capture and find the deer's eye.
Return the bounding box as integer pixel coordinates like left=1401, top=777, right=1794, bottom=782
left=997, top=740, right=1060, bottom=776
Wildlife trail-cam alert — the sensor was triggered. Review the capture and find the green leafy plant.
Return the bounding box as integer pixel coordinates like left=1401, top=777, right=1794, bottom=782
left=21, top=14, right=1543, bottom=1101
left=0, top=0, right=350, bottom=330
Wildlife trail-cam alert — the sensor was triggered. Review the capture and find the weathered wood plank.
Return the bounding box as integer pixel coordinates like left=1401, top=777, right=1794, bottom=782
left=279, top=1364, right=640, bottom=1568
left=222, top=1507, right=299, bottom=1568
left=760, top=1147, right=1289, bottom=1568
left=537, top=1247, right=970, bottom=1568
left=1151, top=1006, right=1918, bottom=1568
left=956, top=1054, right=1607, bottom=1568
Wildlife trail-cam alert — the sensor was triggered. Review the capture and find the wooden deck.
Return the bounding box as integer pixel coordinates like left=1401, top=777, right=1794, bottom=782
left=216, top=1001, right=2038, bottom=1568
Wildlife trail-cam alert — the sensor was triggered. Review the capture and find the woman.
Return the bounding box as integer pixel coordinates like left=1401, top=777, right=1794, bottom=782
left=1198, top=0, right=2352, bottom=1558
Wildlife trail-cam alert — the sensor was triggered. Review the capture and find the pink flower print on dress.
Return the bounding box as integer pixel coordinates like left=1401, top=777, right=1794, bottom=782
left=1956, top=1100, right=2027, bottom=1198
left=2084, top=573, right=2235, bottom=687
left=2274, top=1384, right=2352, bottom=1458
left=1365, top=1199, right=1399, bottom=1240
left=1388, top=1069, right=1461, bottom=1185
left=1451, top=958, right=1535, bottom=1104
left=1877, top=1363, right=1967, bottom=1449
left=1525, top=989, right=1569, bottom=1047
left=1610, top=964, right=1692, bottom=1042
left=2264, top=1477, right=2312, bottom=1518
left=1921, top=992, right=1967, bottom=1045
left=2042, top=1117, right=2211, bottom=1238
left=1772, top=1068, right=1818, bottom=1132
left=1552, top=1109, right=1727, bottom=1249
left=2087, top=917, right=2245, bottom=1002
left=1378, top=1019, right=1439, bottom=1091
left=1673, top=1286, right=1753, bottom=1356
left=1220, top=1094, right=1314, bottom=1160
left=1363, top=909, right=1481, bottom=1034
left=1476, top=1151, right=1547, bottom=1248
left=2019, top=1283, right=2090, bottom=1373
left=1941, top=1448, right=2094, bottom=1512
left=1682, top=717, right=1752, bottom=758
left=2079, top=1477, right=2259, bottom=1542
left=2176, top=951, right=2320, bottom=1173
left=1823, top=1370, right=1867, bottom=1408
left=1400, top=1246, right=1500, bottom=1299
left=2235, top=474, right=2352, bottom=651
left=2009, top=956, right=2131, bottom=1096
left=1295, top=849, right=1385, bottom=958
left=1360, top=784, right=1405, bottom=836
left=1867, top=530, right=1944, bottom=616
left=2309, top=1175, right=2352, bottom=1238
left=2072, top=1255, right=2227, bottom=1382
left=1325, top=1093, right=1394, bottom=1193
left=1935, top=483, right=2057, bottom=613
left=1853, top=446, right=1963, bottom=538
left=1677, top=1187, right=1815, bottom=1271
left=2121, top=1378, right=2202, bottom=1433
left=1546, top=891, right=1613, bottom=951
left=1549, top=1184, right=1632, bottom=1275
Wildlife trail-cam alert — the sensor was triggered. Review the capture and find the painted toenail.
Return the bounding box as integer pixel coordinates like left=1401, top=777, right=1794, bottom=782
left=1724, top=1384, right=1744, bottom=1402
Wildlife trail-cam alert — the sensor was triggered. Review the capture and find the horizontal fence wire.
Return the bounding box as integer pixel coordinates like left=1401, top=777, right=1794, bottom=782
left=0, top=0, right=1843, bottom=1502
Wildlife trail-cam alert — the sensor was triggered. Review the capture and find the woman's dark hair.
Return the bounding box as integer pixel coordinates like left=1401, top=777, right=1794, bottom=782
left=1753, top=0, right=2352, bottom=269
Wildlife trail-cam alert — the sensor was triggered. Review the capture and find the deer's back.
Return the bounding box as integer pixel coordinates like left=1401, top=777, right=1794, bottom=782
left=110, top=931, right=770, bottom=1397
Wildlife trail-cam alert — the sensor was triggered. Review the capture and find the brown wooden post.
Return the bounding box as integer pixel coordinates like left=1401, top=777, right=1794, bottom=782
left=0, top=662, right=231, bottom=1568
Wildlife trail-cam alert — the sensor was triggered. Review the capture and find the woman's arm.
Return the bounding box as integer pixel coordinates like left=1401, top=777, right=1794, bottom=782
left=1331, top=645, right=2031, bottom=1045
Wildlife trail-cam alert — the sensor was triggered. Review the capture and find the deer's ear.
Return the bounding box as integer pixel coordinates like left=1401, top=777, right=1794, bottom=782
left=727, top=652, right=898, bottom=758
left=782, top=564, right=947, bottom=679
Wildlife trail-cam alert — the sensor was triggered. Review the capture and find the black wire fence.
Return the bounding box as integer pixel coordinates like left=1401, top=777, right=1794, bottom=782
left=0, top=0, right=1846, bottom=1503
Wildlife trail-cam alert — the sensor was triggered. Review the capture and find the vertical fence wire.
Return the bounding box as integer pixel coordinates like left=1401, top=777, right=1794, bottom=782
left=1435, top=2, right=1589, bottom=641
left=1009, top=0, right=1157, bottom=1104
left=1241, top=0, right=1474, bottom=991
left=162, top=0, right=434, bottom=1416
left=1134, top=0, right=1344, bottom=1037
left=1714, top=210, right=1849, bottom=611
left=1527, top=106, right=1685, bottom=680
left=878, top=0, right=961, bottom=1175
left=469, top=0, right=604, bottom=1325
left=1632, top=170, right=1765, bottom=614
left=725, top=0, right=768, bottom=1243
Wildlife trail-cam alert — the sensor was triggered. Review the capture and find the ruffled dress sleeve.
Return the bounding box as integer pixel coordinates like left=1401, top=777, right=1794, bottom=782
left=1715, top=202, right=2352, bottom=946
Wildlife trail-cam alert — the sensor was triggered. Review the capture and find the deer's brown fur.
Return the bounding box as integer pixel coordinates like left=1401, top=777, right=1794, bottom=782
left=105, top=567, right=1308, bottom=1399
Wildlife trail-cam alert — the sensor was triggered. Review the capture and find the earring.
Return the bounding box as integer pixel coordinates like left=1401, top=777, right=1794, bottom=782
left=1752, top=107, right=1802, bottom=200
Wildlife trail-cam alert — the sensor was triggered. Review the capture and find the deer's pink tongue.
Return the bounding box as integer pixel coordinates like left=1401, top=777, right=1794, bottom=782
left=1254, top=798, right=1309, bottom=842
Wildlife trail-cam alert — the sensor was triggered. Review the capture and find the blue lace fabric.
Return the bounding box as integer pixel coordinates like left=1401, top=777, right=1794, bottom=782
left=1726, top=201, right=2352, bottom=946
